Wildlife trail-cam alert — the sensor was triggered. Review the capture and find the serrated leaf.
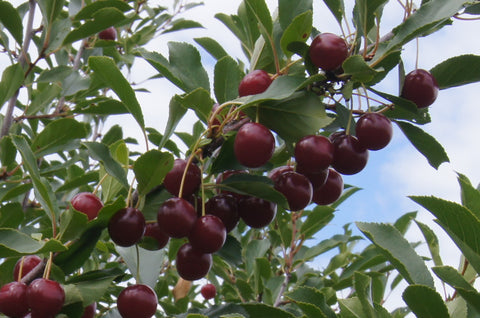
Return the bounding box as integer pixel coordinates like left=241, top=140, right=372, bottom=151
left=278, top=0, right=313, bottom=30
left=194, top=37, right=228, bottom=60
left=356, top=222, right=434, bottom=287
left=244, top=0, right=273, bottom=35
left=0, top=63, right=23, bottom=109
left=402, top=285, right=449, bottom=318
left=430, top=55, right=480, bottom=89
left=457, top=173, right=480, bottom=219
left=280, top=11, right=312, bottom=58
left=0, top=0, right=23, bottom=44
left=343, top=55, right=379, bottom=82
left=0, top=203, right=24, bottom=228
left=353, top=0, right=388, bottom=38
left=133, top=150, right=173, bottom=196
left=432, top=266, right=475, bottom=292
left=214, top=56, right=243, bottom=104
left=241, top=303, right=295, bottom=318
left=0, top=229, right=66, bottom=258
left=322, top=0, right=344, bottom=24
left=338, top=297, right=367, bottom=318
left=165, top=19, right=203, bottom=33
left=285, top=286, right=336, bottom=318
left=300, top=206, right=335, bottom=239
left=415, top=220, right=442, bottom=266
left=354, top=272, right=376, bottom=318
left=216, top=235, right=243, bottom=267
left=74, top=0, right=132, bottom=20
left=38, top=0, right=64, bottom=26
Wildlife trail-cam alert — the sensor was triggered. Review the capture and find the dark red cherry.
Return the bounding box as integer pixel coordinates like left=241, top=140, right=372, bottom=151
left=274, top=171, right=312, bottom=211
left=238, top=70, right=272, bottom=97
left=234, top=122, right=275, bottom=168
left=356, top=112, right=393, bottom=150
left=142, top=222, right=170, bottom=250
left=238, top=196, right=277, bottom=228
left=201, top=284, right=216, bottom=300
left=176, top=243, right=212, bottom=281
left=296, top=164, right=329, bottom=189
left=157, top=197, right=197, bottom=238
left=188, top=215, right=226, bottom=253
left=332, top=134, right=369, bottom=175
left=205, top=194, right=239, bottom=232
left=70, top=192, right=103, bottom=220
left=401, top=69, right=439, bottom=108
left=98, top=26, right=117, bottom=41
left=81, top=302, right=96, bottom=318
left=0, top=281, right=29, bottom=317
left=312, top=169, right=343, bottom=205
left=309, top=33, right=349, bottom=71
left=13, top=255, right=42, bottom=281
left=268, top=165, right=294, bottom=183
left=164, top=159, right=201, bottom=197
left=294, top=135, right=334, bottom=173
left=108, top=207, right=146, bottom=247
left=117, top=284, right=158, bottom=318
left=26, top=278, right=65, bottom=317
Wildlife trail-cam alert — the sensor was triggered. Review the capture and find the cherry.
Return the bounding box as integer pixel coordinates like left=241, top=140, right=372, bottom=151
left=268, top=165, right=294, bottom=183
left=117, top=284, right=158, bottom=318
left=332, top=134, right=369, bottom=175
left=309, top=33, right=349, bottom=71
left=238, top=196, right=277, bottom=228
left=81, top=302, right=96, bottom=318
left=13, top=255, right=42, bottom=281
left=98, top=26, right=117, bottom=41
left=176, top=243, right=212, bottom=281
left=296, top=164, right=329, bottom=189
left=70, top=192, right=103, bottom=220
left=188, top=215, right=226, bottom=253
left=200, top=284, right=216, bottom=300
left=142, top=222, right=170, bottom=250
left=205, top=194, right=240, bottom=232
left=26, top=278, right=65, bottom=317
left=0, top=281, right=29, bottom=317
left=234, top=122, right=275, bottom=168
left=273, top=171, right=312, bottom=211
left=238, top=70, right=272, bottom=97
left=157, top=197, right=197, bottom=238
left=356, top=112, right=393, bottom=150
left=312, top=168, right=344, bottom=205
left=108, top=207, right=146, bottom=247
left=401, top=69, right=439, bottom=108
left=294, top=135, right=334, bottom=173
left=163, top=159, right=201, bottom=197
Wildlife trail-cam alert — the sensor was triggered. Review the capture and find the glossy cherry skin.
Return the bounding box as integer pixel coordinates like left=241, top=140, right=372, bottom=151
left=401, top=69, right=439, bottom=108
left=296, top=164, right=329, bottom=189
left=294, top=135, right=334, bottom=173
left=0, top=281, right=29, bottom=317
left=142, top=222, right=170, bottom=250
left=309, top=33, right=349, bottom=71
left=238, top=196, right=277, bottom=228
left=81, top=302, right=96, bottom=318
left=332, top=134, right=369, bottom=175
left=312, top=169, right=344, bottom=205
left=274, top=171, right=312, bottom=211
left=27, top=278, right=65, bottom=317
left=70, top=192, right=103, bottom=220
left=176, top=243, right=212, bottom=281
left=238, top=70, right=272, bottom=97
left=205, top=194, right=239, bottom=232
left=201, top=284, right=216, bottom=300
left=164, top=159, right=202, bottom=197
left=157, top=197, right=197, bottom=238
left=98, top=26, right=117, bottom=41
left=356, top=112, right=393, bottom=150
left=188, top=215, right=227, bottom=253
left=108, top=207, right=146, bottom=247
left=117, top=284, right=158, bottom=318
left=234, top=122, right=275, bottom=168
left=13, top=255, right=42, bottom=281
left=268, top=165, right=294, bottom=183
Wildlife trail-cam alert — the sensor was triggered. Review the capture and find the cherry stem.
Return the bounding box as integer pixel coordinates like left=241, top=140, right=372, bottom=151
left=17, top=257, right=25, bottom=282
left=178, top=148, right=202, bottom=199
left=93, top=173, right=109, bottom=195
left=43, top=252, right=53, bottom=280
left=345, top=100, right=354, bottom=135
left=127, top=176, right=137, bottom=207
left=135, top=244, right=142, bottom=284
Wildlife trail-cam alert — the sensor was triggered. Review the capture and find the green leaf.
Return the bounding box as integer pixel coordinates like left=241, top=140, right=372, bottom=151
left=28, top=84, right=62, bottom=116
left=353, top=0, right=388, bottom=38
left=0, top=63, right=24, bottom=109
left=354, top=272, right=376, bottom=318
left=74, top=0, right=132, bottom=20
left=338, top=297, right=367, bottom=318
left=241, top=303, right=295, bottom=318
left=38, top=0, right=65, bottom=26
left=116, top=246, right=165, bottom=288
left=0, top=203, right=24, bottom=228
left=133, top=150, right=173, bottom=196
left=356, top=222, right=434, bottom=287
left=285, top=286, right=336, bottom=318
left=278, top=0, right=313, bottom=30
left=88, top=56, right=145, bottom=130
left=430, top=55, right=480, bottom=89
left=58, top=209, right=88, bottom=242
left=432, top=266, right=475, bottom=292
left=214, top=56, right=243, bottom=104
left=210, top=134, right=245, bottom=174
left=457, top=172, right=480, bottom=219
left=402, top=285, right=449, bottom=318
left=322, top=0, right=344, bottom=24
left=216, top=235, right=243, bottom=267
left=164, top=19, right=203, bottom=33
left=280, top=11, right=312, bottom=58
left=393, top=211, right=417, bottom=235
left=0, top=228, right=66, bottom=258
left=0, top=136, right=16, bottom=166
left=395, top=121, right=449, bottom=169
left=82, top=141, right=129, bottom=189
left=300, top=206, right=335, bottom=239
left=415, top=220, right=442, bottom=266
left=343, top=55, right=379, bottom=82
left=194, top=37, right=229, bottom=60
left=176, top=88, right=214, bottom=124
left=55, top=171, right=99, bottom=193
left=244, top=0, right=273, bottom=35
left=158, top=95, right=187, bottom=149
left=245, top=239, right=271, bottom=276
left=0, top=1, right=23, bottom=44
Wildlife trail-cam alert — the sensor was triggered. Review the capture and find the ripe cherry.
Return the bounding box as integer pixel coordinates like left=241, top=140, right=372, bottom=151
left=238, top=196, right=277, bottom=228
left=163, top=159, right=201, bottom=197
left=108, top=207, right=146, bottom=247
left=401, top=69, right=439, bottom=108
left=234, top=122, right=275, bottom=168
left=70, top=192, right=103, bottom=220
left=176, top=243, right=212, bottom=281
left=356, top=112, right=393, bottom=150
left=0, top=281, right=29, bottom=318
left=98, top=26, right=117, bottom=41
left=117, top=284, right=158, bottom=318
left=188, top=215, right=227, bottom=253
left=296, top=165, right=329, bottom=189
left=268, top=165, right=294, bottom=183
left=273, top=171, right=312, bottom=211
left=142, top=222, right=170, bottom=250
left=238, top=70, right=272, bottom=97
left=13, top=255, right=42, bottom=281
left=157, top=197, right=197, bottom=238
left=205, top=194, right=239, bottom=232
left=26, top=278, right=65, bottom=317
left=81, top=302, right=96, bottom=318
left=312, top=168, right=344, bottom=205
left=294, top=135, right=334, bottom=173
left=200, top=284, right=216, bottom=300
left=332, top=134, right=369, bottom=175
left=309, top=33, right=349, bottom=71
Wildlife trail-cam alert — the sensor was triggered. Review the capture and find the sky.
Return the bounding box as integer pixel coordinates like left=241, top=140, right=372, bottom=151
left=2, top=0, right=480, bottom=314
